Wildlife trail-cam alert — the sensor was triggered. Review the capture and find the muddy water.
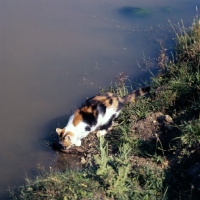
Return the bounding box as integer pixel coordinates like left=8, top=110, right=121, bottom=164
left=0, top=0, right=200, bottom=198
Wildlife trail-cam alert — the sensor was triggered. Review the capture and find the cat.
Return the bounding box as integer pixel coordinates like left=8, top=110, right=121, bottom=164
left=56, top=86, right=150, bottom=150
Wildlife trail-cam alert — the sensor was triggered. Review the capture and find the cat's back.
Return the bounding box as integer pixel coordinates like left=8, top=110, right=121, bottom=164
left=72, top=92, right=123, bottom=127
left=83, top=92, right=123, bottom=111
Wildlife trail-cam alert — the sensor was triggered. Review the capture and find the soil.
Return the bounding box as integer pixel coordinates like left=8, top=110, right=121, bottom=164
left=130, top=112, right=174, bottom=142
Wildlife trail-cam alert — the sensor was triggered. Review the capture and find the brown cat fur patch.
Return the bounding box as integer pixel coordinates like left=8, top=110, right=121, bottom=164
left=72, top=109, right=83, bottom=126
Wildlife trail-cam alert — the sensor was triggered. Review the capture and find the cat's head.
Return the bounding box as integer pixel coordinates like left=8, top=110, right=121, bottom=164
left=56, top=128, right=74, bottom=150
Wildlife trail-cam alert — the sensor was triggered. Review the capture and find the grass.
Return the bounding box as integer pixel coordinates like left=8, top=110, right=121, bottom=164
left=10, top=17, right=200, bottom=199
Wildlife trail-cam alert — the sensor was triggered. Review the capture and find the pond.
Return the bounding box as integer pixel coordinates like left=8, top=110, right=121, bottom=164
left=0, top=0, right=200, bottom=199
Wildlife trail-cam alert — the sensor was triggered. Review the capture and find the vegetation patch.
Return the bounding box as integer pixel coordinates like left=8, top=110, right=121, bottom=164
left=119, top=6, right=151, bottom=18
left=10, top=18, right=200, bottom=199
left=160, top=6, right=175, bottom=13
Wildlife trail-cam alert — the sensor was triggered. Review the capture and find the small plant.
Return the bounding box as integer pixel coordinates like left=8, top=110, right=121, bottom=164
left=181, top=119, right=200, bottom=148
left=94, top=137, right=132, bottom=199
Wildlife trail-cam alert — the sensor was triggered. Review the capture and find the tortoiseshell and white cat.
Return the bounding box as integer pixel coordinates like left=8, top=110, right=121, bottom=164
left=56, top=86, right=150, bottom=150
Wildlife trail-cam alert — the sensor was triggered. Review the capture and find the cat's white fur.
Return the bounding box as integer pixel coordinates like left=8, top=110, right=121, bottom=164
left=56, top=106, right=120, bottom=148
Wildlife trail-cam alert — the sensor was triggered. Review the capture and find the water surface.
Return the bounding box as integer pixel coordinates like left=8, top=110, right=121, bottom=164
left=0, top=0, right=200, bottom=198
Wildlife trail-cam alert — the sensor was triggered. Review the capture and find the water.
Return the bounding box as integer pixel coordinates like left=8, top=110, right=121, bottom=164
left=0, top=0, right=200, bottom=198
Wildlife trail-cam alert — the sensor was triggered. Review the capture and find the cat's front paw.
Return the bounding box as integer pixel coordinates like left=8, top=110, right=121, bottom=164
left=96, top=130, right=107, bottom=137
left=75, top=139, right=82, bottom=146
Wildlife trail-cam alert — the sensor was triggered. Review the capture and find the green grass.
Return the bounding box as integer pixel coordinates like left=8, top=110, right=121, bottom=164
left=10, top=17, right=200, bottom=199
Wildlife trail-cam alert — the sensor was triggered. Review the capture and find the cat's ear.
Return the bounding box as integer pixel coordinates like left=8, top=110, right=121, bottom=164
left=56, top=128, right=64, bottom=136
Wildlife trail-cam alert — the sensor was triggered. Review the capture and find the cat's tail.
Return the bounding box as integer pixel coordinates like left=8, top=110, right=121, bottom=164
left=122, top=86, right=150, bottom=104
